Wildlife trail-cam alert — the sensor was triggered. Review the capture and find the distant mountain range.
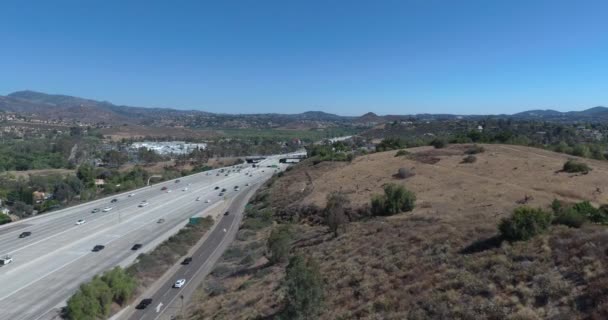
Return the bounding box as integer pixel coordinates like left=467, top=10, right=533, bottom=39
left=1, top=90, right=608, bottom=127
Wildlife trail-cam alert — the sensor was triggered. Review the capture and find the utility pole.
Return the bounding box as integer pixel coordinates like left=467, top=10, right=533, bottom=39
left=180, top=294, right=184, bottom=318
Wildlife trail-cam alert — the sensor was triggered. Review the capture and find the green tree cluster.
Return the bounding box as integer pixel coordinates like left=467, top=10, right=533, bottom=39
left=66, top=267, right=136, bottom=320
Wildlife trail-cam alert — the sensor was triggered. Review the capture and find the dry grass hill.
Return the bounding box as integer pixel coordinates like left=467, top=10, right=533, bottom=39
left=187, top=144, right=608, bottom=320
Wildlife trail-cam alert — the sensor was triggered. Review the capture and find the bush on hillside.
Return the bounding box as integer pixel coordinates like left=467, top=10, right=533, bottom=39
left=562, top=160, right=591, bottom=174
left=396, top=167, right=415, bottom=179
left=324, top=192, right=350, bottom=237
left=267, top=224, right=293, bottom=264
left=371, top=183, right=416, bottom=216
left=464, top=144, right=485, bottom=155
left=376, top=138, right=406, bottom=152
left=429, top=139, right=447, bottom=149
left=498, top=207, right=552, bottom=241
left=553, top=208, right=586, bottom=228
left=280, top=255, right=324, bottom=320
left=461, top=155, right=477, bottom=164
left=395, top=149, right=410, bottom=157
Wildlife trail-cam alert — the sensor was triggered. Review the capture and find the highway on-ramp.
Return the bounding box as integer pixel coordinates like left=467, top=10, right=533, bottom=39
left=0, top=155, right=286, bottom=320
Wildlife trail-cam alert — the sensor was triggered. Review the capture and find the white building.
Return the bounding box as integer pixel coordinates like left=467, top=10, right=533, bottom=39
left=131, top=141, right=207, bottom=155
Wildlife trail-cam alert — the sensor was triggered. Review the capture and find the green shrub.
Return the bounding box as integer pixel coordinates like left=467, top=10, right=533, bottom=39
left=553, top=208, right=586, bottom=228
left=280, top=255, right=324, bottom=320
left=0, top=214, right=11, bottom=225
left=267, top=224, right=293, bottom=264
left=429, top=139, right=447, bottom=149
left=562, top=160, right=591, bottom=174
left=464, top=145, right=485, bottom=155
left=461, top=155, right=477, bottom=164
left=498, top=207, right=552, bottom=241
left=395, top=149, right=410, bottom=157
left=371, top=183, right=416, bottom=216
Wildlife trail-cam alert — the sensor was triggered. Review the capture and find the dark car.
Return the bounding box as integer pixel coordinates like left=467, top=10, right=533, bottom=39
left=92, top=245, right=105, bottom=252
left=111, top=198, right=118, bottom=203
left=219, top=193, right=224, bottom=196
left=91, top=208, right=100, bottom=213
left=221, top=188, right=227, bottom=192
left=175, top=179, right=181, bottom=183
left=131, top=244, right=143, bottom=251
left=214, top=186, right=219, bottom=190
left=19, top=231, right=32, bottom=238
left=136, top=298, right=153, bottom=310
left=224, top=211, right=229, bottom=216
left=161, top=186, right=168, bottom=191
left=182, top=257, right=193, bottom=265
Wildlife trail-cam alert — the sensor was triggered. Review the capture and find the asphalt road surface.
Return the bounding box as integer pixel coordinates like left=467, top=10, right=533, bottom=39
left=0, top=155, right=288, bottom=320
left=128, top=186, right=254, bottom=320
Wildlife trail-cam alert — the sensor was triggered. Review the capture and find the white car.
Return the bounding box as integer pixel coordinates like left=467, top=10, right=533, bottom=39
left=76, top=219, right=86, bottom=225
left=182, top=187, right=188, bottom=192
left=173, top=279, right=186, bottom=288
left=166, top=189, right=172, bottom=193
left=0, top=256, right=13, bottom=265
left=138, top=201, right=148, bottom=207
left=196, top=197, right=201, bottom=201
left=102, top=207, right=113, bottom=212
left=205, top=199, right=211, bottom=203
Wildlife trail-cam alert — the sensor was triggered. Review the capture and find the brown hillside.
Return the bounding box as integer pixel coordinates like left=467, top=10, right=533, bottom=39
left=188, top=144, right=608, bottom=320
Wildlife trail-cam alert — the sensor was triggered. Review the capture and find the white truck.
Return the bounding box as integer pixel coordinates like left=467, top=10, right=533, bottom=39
left=1, top=256, right=13, bottom=266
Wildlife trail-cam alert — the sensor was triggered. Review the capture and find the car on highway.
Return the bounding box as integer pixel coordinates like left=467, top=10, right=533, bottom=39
left=19, top=231, right=32, bottom=238
left=205, top=199, right=211, bottom=203
left=91, top=208, right=100, bottom=213
left=76, top=219, right=86, bottom=225
left=0, top=256, right=13, bottom=265
left=182, top=187, right=188, bottom=191
left=214, top=186, right=219, bottom=190
left=131, top=244, right=143, bottom=250
left=216, top=173, right=220, bottom=176
left=175, top=179, right=181, bottom=183
left=218, top=192, right=224, bottom=196
left=111, top=198, right=118, bottom=203
left=161, top=186, right=168, bottom=191
left=103, top=207, right=113, bottom=212
left=128, top=193, right=135, bottom=197
left=92, top=245, right=105, bottom=252
left=196, top=196, right=201, bottom=201
left=166, top=189, right=172, bottom=193
left=221, top=188, right=227, bottom=192
left=138, top=201, right=149, bottom=207
left=182, top=257, right=192, bottom=265
left=224, top=211, right=230, bottom=216
left=245, top=183, right=250, bottom=186
left=136, top=298, right=153, bottom=310
left=157, top=218, right=165, bottom=223
left=173, top=278, right=186, bottom=288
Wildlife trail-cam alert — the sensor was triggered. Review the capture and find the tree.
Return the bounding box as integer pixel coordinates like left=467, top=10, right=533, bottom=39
left=103, top=150, right=128, bottom=168
left=371, top=183, right=416, bottom=216
left=281, top=255, right=324, bottom=320
left=325, top=192, right=349, bottom=237
left=76, top=163, right=95, bottom=188
left=267, top=224, right=293, bottom=264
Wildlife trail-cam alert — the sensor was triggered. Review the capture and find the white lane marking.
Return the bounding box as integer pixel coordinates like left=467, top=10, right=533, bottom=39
left=0, top=171, right=269, bottom=302
left=0, top=253, right=84, bottom=301
left=152, top=189, right=250, bottom=320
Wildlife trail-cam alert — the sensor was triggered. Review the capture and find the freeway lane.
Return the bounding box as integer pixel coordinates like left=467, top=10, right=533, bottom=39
left=129, top=183, right=255, bottom=320
left=0, top=156, right=285, bottom=320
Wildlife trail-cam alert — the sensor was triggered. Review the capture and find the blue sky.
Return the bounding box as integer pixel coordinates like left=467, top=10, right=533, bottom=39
left=2, top=0, right=608, bottom=115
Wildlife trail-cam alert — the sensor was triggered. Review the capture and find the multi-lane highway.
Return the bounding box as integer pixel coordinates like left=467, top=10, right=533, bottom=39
left=0, top=155, right=287, bottom=320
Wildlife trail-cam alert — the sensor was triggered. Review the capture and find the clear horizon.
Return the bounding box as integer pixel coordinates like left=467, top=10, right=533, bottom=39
left=2, top=1, right=608, bottom=116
